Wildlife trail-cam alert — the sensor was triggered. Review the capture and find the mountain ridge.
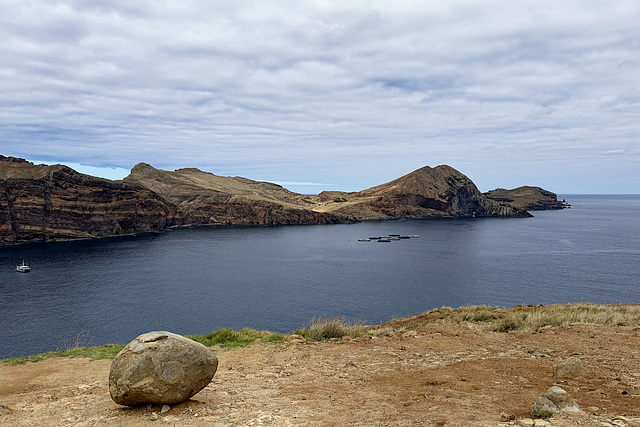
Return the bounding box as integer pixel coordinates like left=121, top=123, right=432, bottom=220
left=1, top=155, right=546, bottom=245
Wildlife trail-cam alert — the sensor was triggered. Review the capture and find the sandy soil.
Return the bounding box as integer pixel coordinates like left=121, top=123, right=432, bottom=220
left=2, top=322, right=640, bottom=427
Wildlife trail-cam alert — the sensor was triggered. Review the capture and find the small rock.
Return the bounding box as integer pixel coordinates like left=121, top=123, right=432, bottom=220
left=517, top=418, right=535, bottom=427
left=150, top=412, right=159, bottom=421
left=0, top=404, right=13, bottom=414
left=287, top=334, right=306, bottom=343
left=500, top=412, right=515, bottom=421
left=160, top=404, right=170, bottom=414
left=532, top=386, right=581, bottom=416
left=109, top=331, right=218, bottom=406
left=554, top=357, right=586, bottom=379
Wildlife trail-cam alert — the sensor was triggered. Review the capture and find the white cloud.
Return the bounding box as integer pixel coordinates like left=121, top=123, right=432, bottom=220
left=1, top=0, right=640, bottom=193
left=30, top=159, right=130, bottom=181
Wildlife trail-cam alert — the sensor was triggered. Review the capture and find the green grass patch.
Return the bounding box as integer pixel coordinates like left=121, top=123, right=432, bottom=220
left=532, top=409, right=554, bottom=420
left=1, top=344, right=125, bottom=366
left=187, top=328, right=286, bottom=349
left=2, top=328, right=285, bottom=365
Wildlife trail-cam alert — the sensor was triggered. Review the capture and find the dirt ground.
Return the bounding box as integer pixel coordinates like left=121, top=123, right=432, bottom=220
left=2, top=321, right=640, bottom=427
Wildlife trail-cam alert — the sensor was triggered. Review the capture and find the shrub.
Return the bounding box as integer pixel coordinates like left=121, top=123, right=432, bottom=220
left=532, top=408, right=554, bottom=420
left=297, top=316, right=367, bottom=341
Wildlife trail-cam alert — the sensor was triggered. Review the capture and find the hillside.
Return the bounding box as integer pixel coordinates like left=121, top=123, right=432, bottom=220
left=123, top=163, right=340, bottom=226
left=314, top=165, right=530, bottom=220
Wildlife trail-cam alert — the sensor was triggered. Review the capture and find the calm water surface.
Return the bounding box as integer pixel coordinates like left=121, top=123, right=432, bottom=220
left=1, top=195, right=639, bottom=358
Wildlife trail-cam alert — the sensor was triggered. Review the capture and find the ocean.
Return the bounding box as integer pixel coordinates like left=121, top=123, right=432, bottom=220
left=1, top=195, right=638, bottom=359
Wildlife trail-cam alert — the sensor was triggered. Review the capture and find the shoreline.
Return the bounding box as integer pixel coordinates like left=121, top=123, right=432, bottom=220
left=3, top=303, right=638, bottom=363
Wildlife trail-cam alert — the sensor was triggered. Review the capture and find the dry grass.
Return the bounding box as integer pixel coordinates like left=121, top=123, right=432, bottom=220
left=393, top=303, right=640, bottom=333
left=295, top=316, right=368, bottom=341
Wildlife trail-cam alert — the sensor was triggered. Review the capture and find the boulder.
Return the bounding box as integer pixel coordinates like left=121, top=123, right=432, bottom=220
left=532, top=386, right=581, bottom=416
left=109, top=331, right=218, bottom=406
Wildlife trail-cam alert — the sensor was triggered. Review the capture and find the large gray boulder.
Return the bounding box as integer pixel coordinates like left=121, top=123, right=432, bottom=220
left=109, top=331, right=218, bottom=406
left=532, top=386, right=581, bottom=416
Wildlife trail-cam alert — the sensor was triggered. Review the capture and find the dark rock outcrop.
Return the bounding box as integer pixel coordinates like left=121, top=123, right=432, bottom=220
left=1, top=156, right=540, bottom=245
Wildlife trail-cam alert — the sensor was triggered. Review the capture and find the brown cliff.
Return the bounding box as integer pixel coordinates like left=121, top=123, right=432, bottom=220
left=1, top=157, right=535, bottom=245
left=0, top=156, right=172, bottom=245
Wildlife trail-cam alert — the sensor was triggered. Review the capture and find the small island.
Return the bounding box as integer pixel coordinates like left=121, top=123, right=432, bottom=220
left=484, top=186, right=570, bottom=210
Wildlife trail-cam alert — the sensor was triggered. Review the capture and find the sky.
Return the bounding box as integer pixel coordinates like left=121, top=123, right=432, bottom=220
left=1, top=0, right=639, bottom=194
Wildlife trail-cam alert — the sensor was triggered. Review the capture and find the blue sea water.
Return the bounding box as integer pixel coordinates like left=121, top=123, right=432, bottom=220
left=1, top=195, right=638, bottom=359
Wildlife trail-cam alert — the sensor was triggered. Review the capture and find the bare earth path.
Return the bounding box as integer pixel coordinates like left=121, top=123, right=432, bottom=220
left=2, top=323, right=640, bottom=426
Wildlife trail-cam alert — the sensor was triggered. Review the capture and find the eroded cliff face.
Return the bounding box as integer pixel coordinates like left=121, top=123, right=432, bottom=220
left=0, top=157, right=173, bottom=244
left=1, top=156, right=533, bottom=245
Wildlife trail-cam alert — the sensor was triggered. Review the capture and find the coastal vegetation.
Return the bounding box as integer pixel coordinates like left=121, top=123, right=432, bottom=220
left=293, top=316, right=368, bottom=341
left=186, top=328, right=286, bottom=348
left=3, top=303, right=638, bottom=366
left=0, top=344, right=125, bottom=366
left=389, top=303, right=640, bottom=332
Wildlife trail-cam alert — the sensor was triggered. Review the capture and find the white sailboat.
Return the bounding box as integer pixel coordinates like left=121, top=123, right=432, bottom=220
left=16, top=260, right=31, bottom=273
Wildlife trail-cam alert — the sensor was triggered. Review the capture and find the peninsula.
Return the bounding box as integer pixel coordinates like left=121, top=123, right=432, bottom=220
left=0, top=155, right=564, bottom=245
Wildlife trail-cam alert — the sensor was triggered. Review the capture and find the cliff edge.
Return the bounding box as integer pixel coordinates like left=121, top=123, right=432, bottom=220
left=0, top=156, right=171, bottom=245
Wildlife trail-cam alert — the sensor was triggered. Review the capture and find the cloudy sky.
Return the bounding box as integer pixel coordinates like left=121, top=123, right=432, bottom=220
left=1, top=0, right=638, bottom=194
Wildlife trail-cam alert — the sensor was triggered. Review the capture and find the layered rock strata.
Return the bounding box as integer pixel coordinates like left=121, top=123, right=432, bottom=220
left=0, top=156, right=171, bottom=244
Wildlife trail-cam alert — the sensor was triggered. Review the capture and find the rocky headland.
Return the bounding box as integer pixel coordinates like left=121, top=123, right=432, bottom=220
left=485, top=186, right=570, bottom=211
left=1, top=155, right=560, bottom=245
